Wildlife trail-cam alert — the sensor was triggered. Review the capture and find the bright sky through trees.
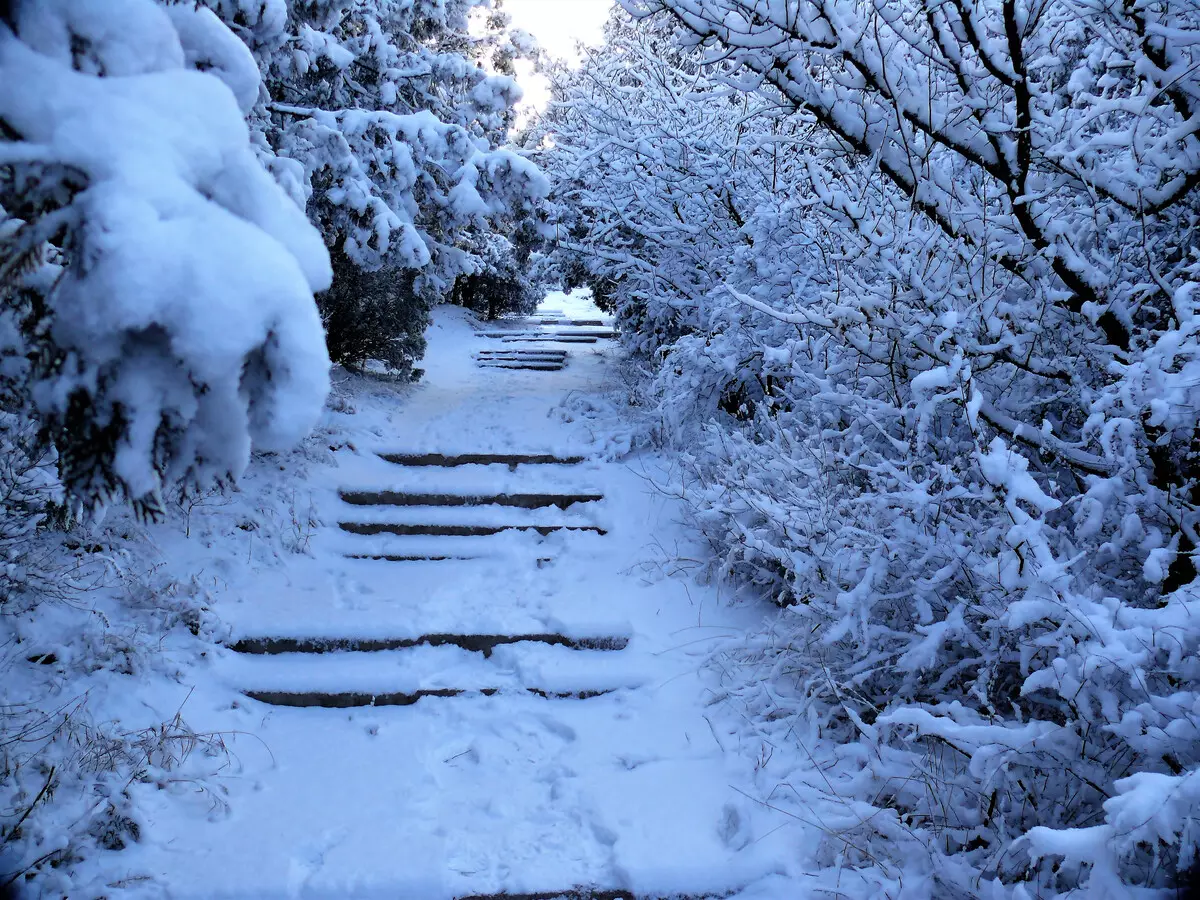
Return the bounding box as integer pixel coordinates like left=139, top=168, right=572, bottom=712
left=503, top=0, right=613, bottom=115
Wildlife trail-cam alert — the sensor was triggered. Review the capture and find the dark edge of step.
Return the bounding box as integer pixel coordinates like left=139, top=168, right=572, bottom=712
left=456, top=892, right=729, bottom=900
left=477, top=349, right=568, bottom=355
left=340, top=491, right=605, bottom=509
left=344, top=553, right=477, bottom=562
left=480, top=331, right=615, bottom=338
left=478, top=364, right=566, bottom=371
left=476, top=360, right=568, bottom=365
left=339, top=523, right=608, bottom=537
left=378, top=452, right=587, bottom=467
left=476, top=358, right=567, bottom=363
left=477, top=362, right=565, bottom=367
left=489, top=336, right=600, bottom=344
left=476, top=356, right=568, bottom=362
left=344, top=554, right=555, bottom=567
left=339, top=523, right=607, bottom=537
left=530, top=319, right=606, bottom=326
left=245, top=687, right=614, bottom=708
left=230, top=633, right=630, bottom=657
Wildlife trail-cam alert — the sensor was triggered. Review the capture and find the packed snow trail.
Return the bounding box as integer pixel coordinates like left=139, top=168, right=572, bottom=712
left=107, top=295, right=796, bottom=899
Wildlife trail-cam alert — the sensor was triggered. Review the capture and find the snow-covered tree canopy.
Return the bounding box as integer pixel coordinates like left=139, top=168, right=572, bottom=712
left=0, top=0, right=332, bottom=516
left=538, top=0, right=1200, bottom=894
left=191, top=0, right=549, bottom=372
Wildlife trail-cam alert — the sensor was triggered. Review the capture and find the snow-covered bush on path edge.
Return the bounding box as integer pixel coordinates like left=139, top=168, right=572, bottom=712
left=538, top=1, right=1200, bottom=894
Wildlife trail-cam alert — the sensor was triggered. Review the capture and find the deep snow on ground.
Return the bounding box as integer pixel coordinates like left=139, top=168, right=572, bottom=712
left=63, top=293, right=814, bottom=899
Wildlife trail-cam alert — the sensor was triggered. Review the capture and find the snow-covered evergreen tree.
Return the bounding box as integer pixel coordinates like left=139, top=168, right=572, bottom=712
left=0, top=0, right=331, bottom=516
left=189, top=0, right=548, bottom=373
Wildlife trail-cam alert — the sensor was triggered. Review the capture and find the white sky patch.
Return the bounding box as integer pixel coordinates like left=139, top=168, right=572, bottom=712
left=503, top=0, right=614, bottom=117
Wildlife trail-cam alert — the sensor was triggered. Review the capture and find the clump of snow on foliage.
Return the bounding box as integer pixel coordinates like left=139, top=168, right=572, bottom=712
left=0, top=0, right=331, bottom=513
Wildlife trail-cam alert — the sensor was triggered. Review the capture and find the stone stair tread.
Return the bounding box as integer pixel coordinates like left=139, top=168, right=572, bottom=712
left=244, top=687, right=616, bottom=708
left=343, top=554, right=561, bottom=567
left=477, top=360, right=569, bottom=366
left=486, top=336, right=601, bottom=343
left=227, top=610, right=635, bottom=650
left=478, top=354, right=568, bottom=359
left=477, top=348, right=569, bottom=354
left=339, top=490, right=605, bottom=509
left=455, top=892, right=725, bottom=900
left=379, top=452, right=589, bottom=466
left=339, top=522, right=607, bottom=537
left=337, top=463, right=604, bottom=496
left=220, top=641, right=648, bottom=698
left=480, top=355, right=568, bottom=362
left=480, top=331, right=615, bottom=338
left=478, top=362, right=567, bottom=371
left=476, top=355, right=569, bottom=361
left=335, top=503, right=602, bottom=529
left=478, top=355, right=566, bottom=360
left=230, top=633, right=630, bottom=656
left=345, top=553, right=487, bottom=562
left=324, top=531, right=608, bottom=562
left=529, top=318, right=607, bottom=326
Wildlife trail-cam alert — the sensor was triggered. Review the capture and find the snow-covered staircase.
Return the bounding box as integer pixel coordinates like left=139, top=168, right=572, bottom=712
left=121, top=298, right=791, bottom=900
left=476, top=348, right=569, bottom=371
left=227, top=455, right=629, bottom=710
left=473, top=311, right=617, bottom=369
left=331, top=453, right=608, bottom=561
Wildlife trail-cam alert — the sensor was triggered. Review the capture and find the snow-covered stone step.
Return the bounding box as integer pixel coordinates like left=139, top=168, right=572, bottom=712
left=483, top=334, right=601, bottom=344
left=339, top=522, right=607, bottom=537
left=222, top=641, right=647, bottom=707
left=477, top=352, right=566, bottom=360
left=339, top=455, right=605, bottom=494
left=221, top=556, right=637, bottom=641
left=224, top=646, right=646, bottom=696
left=378, top=451, right=588, bottom=467
left=339, top=490, right=605, bottom=509
left=476, top=352, right=569, bottom=362
left=528, top=318, right=607, bottom=326
left=335, top=503, right=603, bottom=530
left=478, top=347, right=568, bottom=354
left=477, top=358, right=566, bottom=366
left=330, top=529, right=606, bottom=562
left=477, top=361, right=566, bottom=371
left=476, top=359, right=568, bottom=368
left=477, top=349, right=570, bottom=358
left=340, top=476, right=605, bottom=501
left=245, top=686, right=614, bottom=708
left=455, top=891, right=724, bottom=900
left=230, top=633, right=629, bottom=656
left=480, top=329, right=616, bottom=339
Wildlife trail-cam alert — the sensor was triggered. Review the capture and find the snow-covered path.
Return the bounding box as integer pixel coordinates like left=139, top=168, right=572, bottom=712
left=111, top=295, right=794, bottom=899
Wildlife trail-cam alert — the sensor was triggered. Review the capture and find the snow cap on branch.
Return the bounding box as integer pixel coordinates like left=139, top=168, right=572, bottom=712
left=0, top=0, right=331, bottom=513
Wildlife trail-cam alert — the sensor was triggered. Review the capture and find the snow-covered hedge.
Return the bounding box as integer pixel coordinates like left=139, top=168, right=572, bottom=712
left=539, top=2, right=1200, bottom=894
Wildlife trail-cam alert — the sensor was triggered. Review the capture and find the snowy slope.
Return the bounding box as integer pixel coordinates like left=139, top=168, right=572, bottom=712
left=80, top=293, right=808, bottom=899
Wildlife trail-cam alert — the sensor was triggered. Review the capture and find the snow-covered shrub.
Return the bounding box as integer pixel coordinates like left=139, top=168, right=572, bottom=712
left=449, top=230, right=545, bottom=321
left=540, top=1, right=1200, bottom=894
left=0, top=0, right=331, bottom=516
left=321, top=246, right=428, bottom=378
left=192, top=0, right=549, bottom=373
